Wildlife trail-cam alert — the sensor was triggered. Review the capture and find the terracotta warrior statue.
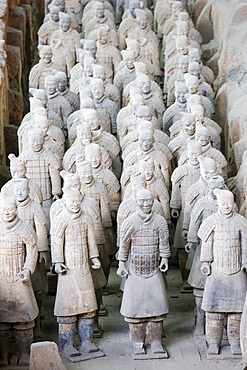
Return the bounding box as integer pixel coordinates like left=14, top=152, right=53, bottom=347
left=29, top=45, right=59, bottom=90
left=188, top=46, right=214, bottom=86
left=63, top=121, right=112, bottom=172
left=44, top=73, right=72, bottom=125
left=186, top=175, right=225, bottom=337
left=188, top=61, right=214, bottom=104
left=19, top=128, right=62, bottom=229
left=50, top=12, right=81, bottom=76
left=168, top=112, right=196, bottom=165
left=178, top=122, right=227, bottom=179
left=1, top=154, right=43, bottom=206
left=95, top=25, right=122, bottom=82
left=198, top=189, right=247, bottom=356
left=84, top=2, right=118, bottom=47
left=50, top=187, right=103, bottom=360
left=113, top=50, right=137, bottom=98
left=129, top=9, right=158, bottom=51
left=38, top=4, right=60, bottom=45
left=163, top=81, right=188, bottom=135
left=0, top=195, right=38, bottom=367
left=13, top=178, right=49, bottom=338
left=166, top=53, right=189, bottom=107
left=170, top=140, right=202, bottom=289
left=123, top=128, right=171, bottom=189
left=53, top=69, right=79, bottom=112
left=45, top=0, right=79, bottom=31
left=90, top=78, right=118, bottom=134
left=117, top=186, right=170, bottom=358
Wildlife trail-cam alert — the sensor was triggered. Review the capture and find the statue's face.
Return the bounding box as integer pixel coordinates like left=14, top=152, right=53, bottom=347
left=217, top=197, right=234, bottom=215
left=14, top=181, right=29, bottom=202
left=183, top=120, right=195, bottom=136
left=68, top=179, right=81, bottom=191
left=57, top=77, right=67, bottom=92
left=35, top=121, right=49, bottom=137
left=86, top=150, right=101, bottom=169
left=139, top=132, right=153, bottom=152
left=200, top=166, right=217, bottom=183
left=140, top=80, right=151, bottom=94
left=64, top=194, right=82, bottom=213
left=55, top=0, right=65, bottom=11
left=140, top=163, right=154, bottom=181
left=188, top=148, right=201, bottom=166
left=98, top=30, right=108, bottom=45
left=136, top=193, right=153, bottom=214
left=77, top=128, right=92, bottom=145
left=175, top=89, right=187, bottom=104
left=84, top=113, right=99, bottom=130
left=11, top=166, right=26, bottom=179
left=84, top=64, right=93, bottom=77
left=95, top=4, right=104, bottom=17
left=188, top=65, right=201, bottom=79
left=91, top=83, right=104, bottom=99
left=45, top=80, right=57, bottom=95
left=1, top=202, right=17, bottom=222
left=29, top=134, right=44, bottom=152
left=186, top=79, right=199, bottom=94
left=50, top=10, right=59, bottom=22
left=40, top=50, right=52, bottom=63
left=137, top=15, right=148, bottom=29
left=192, top=109, right=204, bottom=123
left=84, top=42, right=97, bottom=57
left=177, top=26, right=188, bottom=36
left=176, top=40, right=188, bottom=55
left=196, top=133, right=209, bottom=147
left=60, top=18, right=71, bottom=32
left=79, top=167, right=93, bottom=184
left=130, top=44, right=140, bottom=58
left=179, top=60, right=188, bottom=73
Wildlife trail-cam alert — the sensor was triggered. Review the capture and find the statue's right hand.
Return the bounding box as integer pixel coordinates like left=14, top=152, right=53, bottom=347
left=55, top=263, right=68, bottom=274
left=171, top=208, right=180, bottom=218
left=185, top=242, right=193, bottom=253
left=116, top=261, right=128, bottom=278
left=201, top=262, right=211, bottom=276
left=182, top=230, right=188, bottom=240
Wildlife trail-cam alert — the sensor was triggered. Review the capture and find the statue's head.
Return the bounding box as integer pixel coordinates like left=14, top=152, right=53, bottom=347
left=195, top=121, right=210, bottom=147
left=135, top=9, right=148, bottom=30
left=13, top=178, right=29, bottom=203
left=94, top=1, right=105, bottom=17
left=96, top=25, right=109, bottom=45
left=126, top=38, right=140, bottom=59
left=28, top=128, right=45, bottom=152
left=178, top=53, right=189, bottom=73
left=174, top=81, right=187, bottom=104
left=85, top=143, right=102, bottom=169
left=187, top=140, right=202, bottom=166
left=59, top=12, right=71, bottom=32
left=92, top=64, right=105, bottom=80
left=135, top=185, right=154, bottom=214
left=174, top=35, right=189, bottom=55
left=0, top=195, right=17, bottom=222
left=34, top=115, right=50, bottom=137
left=188, top=61, right=201, bottom=80
left=184, top=73, right=199, bottom=94
left=199, top=156, right=217, bottom=183
left=43, top=73, right=57, bottom=95
left=63, top=187, right=82, bottom=213
left=208, top=175, right=225, bottom=195
left=135, top=105, right=151, bottom=121
left=139, top=156, right=155, bottom=181
left=82, top=39, right=97, bottom=57
left=189, top=102, right=204, bottom=123
left=76, top=157, right=94, bottom=185
left=121, top=50, right=135, bottom=70
left=138, top=128, right=153, bottom=152
left=180, top=112, right=195, bottom=136
left=76, top=122, right=92, bottom=145
left=53, top=70, right=67, bottom=92
left=81, top=108, right=99, bottom=130
left=136, top=73, right=151, bottom=94
left=214, top=188, right=234, bottom=215
left=38, top=45, right=53, bottom=63
left=9, top=154, right=26, bottom=179
left=60, top=170, right=81, bottom=191
left=48, top=4, right=60, bottom=22
left=91, top=78, right=105, bottom=99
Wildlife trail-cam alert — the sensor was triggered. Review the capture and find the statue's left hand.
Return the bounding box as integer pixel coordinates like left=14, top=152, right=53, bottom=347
left=18, top=268, right=30, bottom=283
left=91, top=257, right=101, bottom=269
left=39, top=251, right=50, bottom=266
left=159, top=257, right=169, bottom=273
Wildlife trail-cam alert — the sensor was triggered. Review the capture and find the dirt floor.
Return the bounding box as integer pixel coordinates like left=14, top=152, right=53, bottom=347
left=5, top=263, right=245, bottom=370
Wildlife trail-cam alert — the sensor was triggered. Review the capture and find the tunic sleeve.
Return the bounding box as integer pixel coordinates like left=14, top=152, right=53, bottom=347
left=86, top=216, right=100, bottom=259
left=22, top=222, right=38, bottom=274
left=50, top=216, right=67, bottom=263
left=118, top=217, right=132, bottom=261
left=158, top=216, right=171, bottom=259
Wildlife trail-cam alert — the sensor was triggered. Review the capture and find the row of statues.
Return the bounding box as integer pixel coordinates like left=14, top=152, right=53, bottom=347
left=1, top=0, right=247, bottom=366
